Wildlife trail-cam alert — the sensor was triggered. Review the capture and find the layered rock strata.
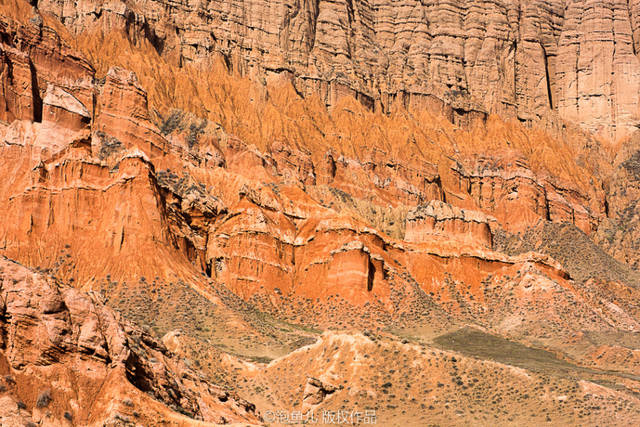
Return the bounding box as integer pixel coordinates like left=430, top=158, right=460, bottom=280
left=36, top=0, right=640, bottom=141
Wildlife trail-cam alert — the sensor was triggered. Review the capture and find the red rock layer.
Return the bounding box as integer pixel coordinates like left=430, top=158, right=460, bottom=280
left=0, top=7, right=618, bottom=311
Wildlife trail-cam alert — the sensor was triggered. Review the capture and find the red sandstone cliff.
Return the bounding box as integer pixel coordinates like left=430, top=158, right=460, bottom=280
left=35, top=0, right=640, bottom=142
left=1, top=0, right=640, bottom=425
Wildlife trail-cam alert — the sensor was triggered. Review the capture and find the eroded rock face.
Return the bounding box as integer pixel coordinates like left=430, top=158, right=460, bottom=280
left=450, top=155, right=603, bottom=234
left=42, top=84, right=91, bottom=130
left=0, top=3, right=622, bottom=333
left=37, top=0, right=640, bottom=141
left=94, top=66, right=169, bottom=157
left=2, top=2, right=640, bottom=426
left=0, top=4, right=615, bottom=326
left=0, top=257, right=260, bottom=425
left=0, top=45, right=36, bottom=124
left=405, top=201, right=493, bottom=247
left=0, top=5, right=94, bottom=117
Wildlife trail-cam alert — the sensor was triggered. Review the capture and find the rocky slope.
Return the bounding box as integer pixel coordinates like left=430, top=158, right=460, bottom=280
left=0, top=256, right=260, bottom=426
left=1, top=0, right=640, bottom=425
left=242, top=331, right=640, bottom=426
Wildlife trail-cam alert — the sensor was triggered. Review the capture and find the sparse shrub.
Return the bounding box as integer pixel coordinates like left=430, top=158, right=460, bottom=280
left=187, top=120, right=207, bottom=147
left=36, top=389, right=52, bottom=408
left=160, top=110, right=184, bottom=135
left=64, top=411, right=73, bottom=421
left=17, top=401, right=26, bottom=410
left=95, top=131, right=124, bottom=160
left=122, top=398, right=134, bottom=407
left=114, top=413, right=131, bottom=422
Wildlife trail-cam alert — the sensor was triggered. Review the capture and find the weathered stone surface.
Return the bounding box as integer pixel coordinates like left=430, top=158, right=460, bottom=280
left=37, top=0, right=640, bottom=141
left=450, top=155, right=603, bottom=234
left=42, top=84, right=91, bottom=130
left=94, top=66, right=169, bottom=158
left=405, top=200, right=494, bottom=247
left=301, top=376, right=341, bottom=412
left=0, top=46, right=36, bottom=124
left=0, top=3, right=94, bottom=117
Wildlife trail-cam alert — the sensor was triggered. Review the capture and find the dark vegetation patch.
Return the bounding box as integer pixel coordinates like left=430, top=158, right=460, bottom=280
left=187, top=119, right=207, bottom=147
left=95, top=131, right=124, bottom=160
left=160, top=110, right=185, bottom=135
left=36, top=389, right=52, bottom=408
left=434, top=327, right=576, bottom=374
left=433, top=327, right=640, bottom=384
left=622, top=150, right=640, bottom=181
